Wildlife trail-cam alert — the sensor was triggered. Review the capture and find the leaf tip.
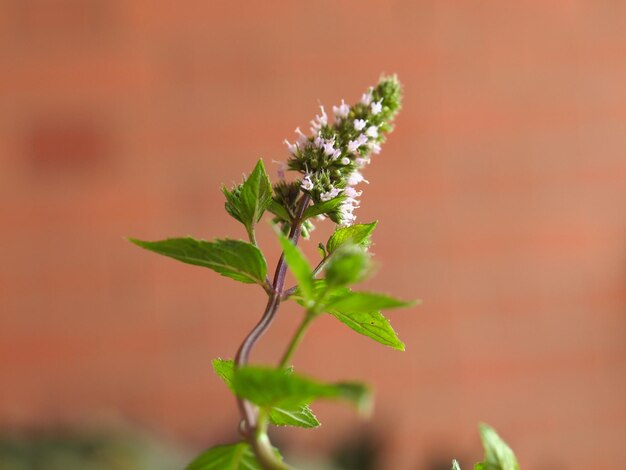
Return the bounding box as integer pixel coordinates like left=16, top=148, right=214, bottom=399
left=478, top=422, right=492, bottom=435
left=127, top=237, right=147, bottom=248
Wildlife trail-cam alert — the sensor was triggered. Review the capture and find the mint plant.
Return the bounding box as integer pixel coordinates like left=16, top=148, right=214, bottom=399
left=452, top=423, right=520, bottom=470
left=129, top=76, right=520, bottom=469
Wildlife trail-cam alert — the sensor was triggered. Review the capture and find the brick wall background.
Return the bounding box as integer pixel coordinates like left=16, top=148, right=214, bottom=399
left=1, top=1, right=625, bottom=469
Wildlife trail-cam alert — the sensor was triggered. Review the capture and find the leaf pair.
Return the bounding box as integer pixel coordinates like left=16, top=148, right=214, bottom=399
left=213, top=359, right=320, bottom=429
left=474, top=423, right=520, bottom=470
left=130, top=222, right=416, bottom=351
left=278, top=222, right=379, bottom=307
left=213, top=360, right=370, bottom=430
left=128, top=162, right=274, bottom=287
left=283, top=221, right=417, bottom=351
left=237, top=366, right=371, bottom=416
left=190, top=358, right=367, bottom=469
left=452, top=423, right=520, bottom=470
left=222, top=159, right=273, bottom=238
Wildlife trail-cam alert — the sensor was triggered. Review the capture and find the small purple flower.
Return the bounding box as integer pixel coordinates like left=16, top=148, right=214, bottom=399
left=371, top=100, right=383, bottom=115
left=348, top=134, right=369, bottom=153
left=320, top=186, right=343, bottom=202
left=354, top=119, right=367, bottom=131
left=301, top=174, right=314, bottom=191
left=361, top=87, right=373, bottom=106
left=332, top=99, right=350, bottom=119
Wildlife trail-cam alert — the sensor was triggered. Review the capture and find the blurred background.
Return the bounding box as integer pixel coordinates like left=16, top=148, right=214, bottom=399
left=1, top=1, right=625, bottom=469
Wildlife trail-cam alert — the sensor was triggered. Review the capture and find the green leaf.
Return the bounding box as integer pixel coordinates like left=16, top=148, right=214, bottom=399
left=326, top=221, right=377, bottom=254
left=212, top=358, right=236, bottom=392
left=452, top=460, right=462, bottom=470
left=242, top=160, right=273, bottom=223
left=321, top=290, right=414, bottom=350
left=326, top=307, right=405, bottom=351
left=276, top=230, right=315, bottom=306
left=186, top=442, right=261, bottom=470
left=289, top=285, right=410, bottom=350
left=324, top=244, right=371, bottom=287
left=223, top=159, right=273, bottom=230
left=233, top=366, right=371, bottom=416
left=317, top=242, right=327, bottom=258
left=212, top=359, right=320, bottom=429
left=326, top=291, right=417, bottom=312
left=268, top=199, right=291, bottom=221
left=222, top=187, right=243, bottom=223
left=129, top=237, right=267, bottom=285
left=302, top=196, right=345, bottom=220
left=289, top=280, right=348, bottom=306
left=268, top=399, right=320, bottom=428
left=474, top=423, right=520, bottom=470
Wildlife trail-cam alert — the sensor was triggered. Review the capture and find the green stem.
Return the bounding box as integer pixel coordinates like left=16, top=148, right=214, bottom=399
left=251, top=410, right=292, bottom=470
left=279, top=312, right=315, bottom=368
left=281, top=255, right=329, bottom=300
left=234, top=194, right=311, bottom=468
left=246, top=225, right=258, bottom=247
left=311, top=256, right=329, bottom=277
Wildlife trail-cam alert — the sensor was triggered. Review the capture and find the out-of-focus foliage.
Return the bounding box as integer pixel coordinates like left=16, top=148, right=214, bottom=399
left=0, top=430, right=185, bottom=470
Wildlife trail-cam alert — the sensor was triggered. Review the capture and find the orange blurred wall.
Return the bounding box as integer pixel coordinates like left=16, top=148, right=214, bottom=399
left=1, top=1, right=625, bottom=469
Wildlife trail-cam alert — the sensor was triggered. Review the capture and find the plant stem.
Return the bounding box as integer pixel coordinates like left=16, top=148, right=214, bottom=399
left=278, top=312, right=315, bottom=368
left=282, top=255, right=329, bottom=299
left=251, top=411, right=292, bottom=470
left=251, top=434, right=290, bottom=470
left=233, top=194, right=310, bottom=465
left=246, top=225, right=258, bottom=247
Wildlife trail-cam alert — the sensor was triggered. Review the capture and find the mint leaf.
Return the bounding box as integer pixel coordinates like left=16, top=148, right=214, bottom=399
left=223, top=159, right=273, bottom=231
left=276, top=231, right=315, bottom=306
left=324, top=244, right=371, bottom=287
left=129, top=238, right=267, bottom=285
left=212, top=358, right=236, bottom=392
left=290, top=285, right=409, bottom=350
left=290, top=280, right=350, bottom=308
left=268, top=199, right=291, bottom=221
left=302, top=196, right=345, bottom=220
left=222, top=187, right=244, bottom=223
left=317, top=242, right=327, bottom=258
left=326, top=307, right=405, bottom=351
left=452, top=460, right=462, bottom=470
left=268, top=399, right=320, bottom=428
left=233, top=366, right=371, bottom=416
left=186, top=442, right=261, bottom=470
left=327, top=291, right=417, bottom=312
left=474, top=423, right=520, bottom=470
left=241, top=159, right=273, bottom=223
left=326, top=221, right=377, bottom=254
left=212, top=359, right=320, bottom=429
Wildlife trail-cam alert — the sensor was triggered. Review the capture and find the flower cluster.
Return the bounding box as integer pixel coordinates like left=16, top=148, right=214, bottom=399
left=282, top=76, right=402, bottom=226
